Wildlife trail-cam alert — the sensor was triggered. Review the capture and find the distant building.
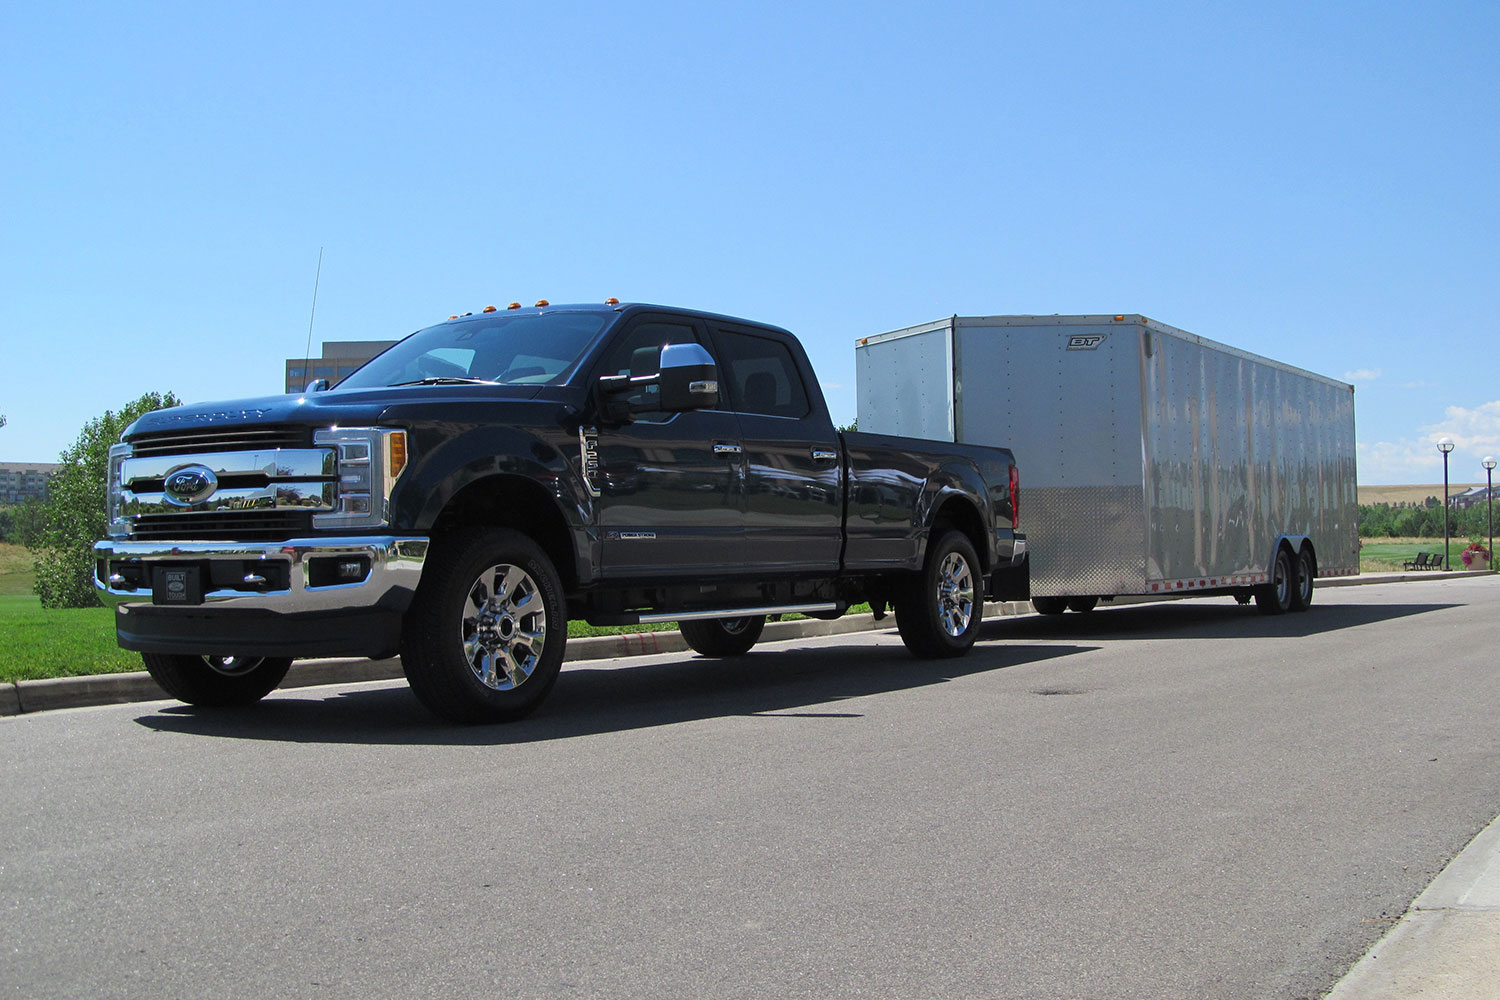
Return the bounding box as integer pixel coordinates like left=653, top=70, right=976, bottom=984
left=1453, top=485, right=1500, bottom=509
left=0, top=462, right=61, bottom=504
left=285, top=340, right=398, bottom=393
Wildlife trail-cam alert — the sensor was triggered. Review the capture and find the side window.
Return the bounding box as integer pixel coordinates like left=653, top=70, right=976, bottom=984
left=714, top=329, right=810, bottom=418
left=598, top=321, right=701, bottom=378
left=597, top=320, right=707, bottom=421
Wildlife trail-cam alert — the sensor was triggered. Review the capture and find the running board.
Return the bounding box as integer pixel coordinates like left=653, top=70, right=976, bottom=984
left=631, top=602, right=842, bottom=625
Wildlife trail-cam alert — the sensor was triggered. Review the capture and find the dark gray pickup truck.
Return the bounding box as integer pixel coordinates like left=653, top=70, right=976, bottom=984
left=95, top=302, right=1027, bottom=722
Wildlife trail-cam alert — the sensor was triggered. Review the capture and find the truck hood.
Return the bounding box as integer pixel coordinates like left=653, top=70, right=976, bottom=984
left=124, top=384, right=547, bottom=439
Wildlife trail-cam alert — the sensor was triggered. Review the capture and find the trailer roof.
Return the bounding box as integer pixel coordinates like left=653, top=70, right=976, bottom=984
left=857, top=314, right=1353, bottom=392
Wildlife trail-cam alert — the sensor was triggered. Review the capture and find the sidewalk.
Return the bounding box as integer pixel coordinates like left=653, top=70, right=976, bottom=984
left=1324, top=813, right=1500, bottom=999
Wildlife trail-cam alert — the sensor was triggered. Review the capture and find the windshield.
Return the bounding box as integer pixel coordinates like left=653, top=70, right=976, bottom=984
left=336, top=311, right=615, bottom=389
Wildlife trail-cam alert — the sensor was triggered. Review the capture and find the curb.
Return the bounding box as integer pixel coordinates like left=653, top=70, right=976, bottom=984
left=0, top=575, right=1486, bottom=718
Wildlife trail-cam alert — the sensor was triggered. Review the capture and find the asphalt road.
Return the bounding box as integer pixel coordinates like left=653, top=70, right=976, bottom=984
left=3, top=576, right=1499, bottom=999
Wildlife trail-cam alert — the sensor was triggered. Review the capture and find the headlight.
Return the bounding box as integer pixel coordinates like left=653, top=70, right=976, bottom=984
left=106, top=443, right=133, bottom=539
left=313, top=428, right=409, bottom=529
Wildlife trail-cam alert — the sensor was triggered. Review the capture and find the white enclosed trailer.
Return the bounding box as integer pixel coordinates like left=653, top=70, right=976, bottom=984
left=855, top=315, right=1358, bottom=614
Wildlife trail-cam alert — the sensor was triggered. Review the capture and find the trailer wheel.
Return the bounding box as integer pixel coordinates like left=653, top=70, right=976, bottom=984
left=401, top=527, right=567, bottom=723
left=1031, top=597, right=1067, bottom=616
left=1291, top=547, right=1316, bottom=612
left=680, top=616, right=766, bottom=657
left=1255, top=548, right=1295, bottom=615
left=897, top=531, right=982, bottom=658
left=1066, top=597, right=1098, bottom=613
left=141, top=653, right=293, bottom=707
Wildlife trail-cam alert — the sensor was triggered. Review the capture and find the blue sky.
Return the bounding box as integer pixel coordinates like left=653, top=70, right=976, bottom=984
left=3, top=1, right=1496, bottom=484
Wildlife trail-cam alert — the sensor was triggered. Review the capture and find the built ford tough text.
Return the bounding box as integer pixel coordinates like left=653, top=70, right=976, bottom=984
left=96, top=302, right=1026, bottom=722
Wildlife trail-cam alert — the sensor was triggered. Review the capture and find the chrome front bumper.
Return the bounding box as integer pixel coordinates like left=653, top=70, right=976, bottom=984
left=94, top=536, right=428, bottom=614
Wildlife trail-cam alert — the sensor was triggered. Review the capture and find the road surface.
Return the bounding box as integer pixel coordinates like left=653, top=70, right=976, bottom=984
left=3, top=575, right=1498, bottom=999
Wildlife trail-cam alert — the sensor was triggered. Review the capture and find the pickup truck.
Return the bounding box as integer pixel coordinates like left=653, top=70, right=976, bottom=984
left=95, top=301, right=1027, bottom=722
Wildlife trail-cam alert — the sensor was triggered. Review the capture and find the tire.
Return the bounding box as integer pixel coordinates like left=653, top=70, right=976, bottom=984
left=1031, top=596, right=1067, bottom=616
left=401, top=527, right=567, bottom=723
left=896, top=530, right=983, bottom=659
left=1066, top=596, right=1098, bottom=613
left=680, top=616, right=766, bottom=657
left=141, top=653, right=293, bottom=707
left=1291, top=547, right=1315, bottom=612
left=1255, top=547, right=1295, bottom=615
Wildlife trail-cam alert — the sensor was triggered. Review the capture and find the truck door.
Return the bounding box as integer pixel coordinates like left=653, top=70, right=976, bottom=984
left=591, top=315, right=747, bottom=579
left=708, top=324, right=843, bottom=573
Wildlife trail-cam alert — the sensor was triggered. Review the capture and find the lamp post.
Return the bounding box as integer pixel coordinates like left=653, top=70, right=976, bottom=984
left=1438, top=437, right=1455, bottom=570
left=1485, top=456, right=1496, bottom=571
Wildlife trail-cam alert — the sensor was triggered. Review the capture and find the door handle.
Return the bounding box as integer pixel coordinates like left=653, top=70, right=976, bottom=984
left=713, top=442, right=743, bottom=456
left=811, top=448, right=838, bottom=462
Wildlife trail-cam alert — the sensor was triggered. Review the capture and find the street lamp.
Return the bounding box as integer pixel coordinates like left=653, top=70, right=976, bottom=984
left=1485, top=456, right=1496, bottom=571
left=1438, top=437, right=1455, bottom=570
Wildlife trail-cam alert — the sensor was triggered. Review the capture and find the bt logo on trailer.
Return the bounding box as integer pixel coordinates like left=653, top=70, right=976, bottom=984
left=1066, top=334, right=1107, bottom=351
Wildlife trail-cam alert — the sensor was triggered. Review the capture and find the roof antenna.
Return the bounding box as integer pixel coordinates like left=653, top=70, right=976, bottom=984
left=300, top=247, right=324, bottom=389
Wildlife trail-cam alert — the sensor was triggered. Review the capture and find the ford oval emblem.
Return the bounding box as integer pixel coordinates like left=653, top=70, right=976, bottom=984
left=163, top=465, right=218, bottom=506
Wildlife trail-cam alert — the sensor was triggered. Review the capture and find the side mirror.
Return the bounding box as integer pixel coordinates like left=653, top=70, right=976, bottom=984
left=657, top=343, right=719, bottom=411
left=305, top=378, right=331, bottom=393
left=597, top=344, right=720, bottom=421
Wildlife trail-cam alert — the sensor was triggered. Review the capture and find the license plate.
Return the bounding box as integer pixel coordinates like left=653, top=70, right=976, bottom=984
left=153, top=565, right=204, bottom=606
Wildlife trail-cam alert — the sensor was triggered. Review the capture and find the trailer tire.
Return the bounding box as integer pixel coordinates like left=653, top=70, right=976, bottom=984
left=401, top=527, right=567, bottom=724
left=897, top=530, right=982, bottom=659
left=141, top=653, right=293, bottom=707
left=1255, top=548, right=1295, bottom=615
left=1031, top=597, right=1067, bottom=616
left=1066, top=597, right=1098, bottom=613
left=1291, top=547, right=1316, bottom=612
left=680, top=616, right=765, bottom=657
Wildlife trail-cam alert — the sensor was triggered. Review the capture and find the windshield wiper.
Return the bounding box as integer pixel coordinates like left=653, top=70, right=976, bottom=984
left=389, top=377, right=500, bottom=387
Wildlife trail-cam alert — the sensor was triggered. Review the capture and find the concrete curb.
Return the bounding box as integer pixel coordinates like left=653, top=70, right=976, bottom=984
left=1324, top=811, right=1500, bottom=999
left=0, top=573, right=1486, bottom=718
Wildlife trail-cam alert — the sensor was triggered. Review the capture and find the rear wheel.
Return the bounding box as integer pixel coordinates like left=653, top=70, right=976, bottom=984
left=1031, top=597, right=1067, bottom=616
left=1291, top=547, right=1315, bottom=611
left=680, top=616, right=766, bottom=657
left=1066, top=596, right=1098, bottom=613
left=401, top=528, right=567, bottom=723
left=1255, top=548, right=1295, bottom=615
left=141, top=653, right=293, bottom=707
left=897, top=530, right=982, bottom=658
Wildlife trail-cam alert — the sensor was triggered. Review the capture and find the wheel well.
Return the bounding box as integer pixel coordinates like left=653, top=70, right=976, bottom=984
left=932, top=498, right=988, bottom=571
left=432, top=476, right=576, bottom=590
left=1299, top=540, right=1317, bottom=576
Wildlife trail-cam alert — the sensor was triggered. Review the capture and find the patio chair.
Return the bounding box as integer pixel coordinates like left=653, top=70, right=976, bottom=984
left=1402, top=552, right=1430, bottom=570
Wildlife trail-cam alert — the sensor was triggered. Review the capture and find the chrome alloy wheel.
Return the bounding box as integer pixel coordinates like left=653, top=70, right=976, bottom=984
left=462, top=562, right=548, bottom=691
left=936, top=550, right=975, bottom=637
left=204, top=655, right=269, bottom=676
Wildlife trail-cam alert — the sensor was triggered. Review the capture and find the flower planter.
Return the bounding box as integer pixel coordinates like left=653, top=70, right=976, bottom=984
left=1461, top=550, right=1492, bottom=571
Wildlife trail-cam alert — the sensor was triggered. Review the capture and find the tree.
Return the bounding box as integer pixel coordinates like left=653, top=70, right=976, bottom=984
left=31, top=391, right=180, bottom=608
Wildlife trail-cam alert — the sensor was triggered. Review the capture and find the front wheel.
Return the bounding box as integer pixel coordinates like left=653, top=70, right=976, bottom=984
left=142, top=653, right=293, bottom=707
left=401, top=527, right=567, bottom=723
left=896, top=531, right=982, bottom=659
left=1255, top=548, right=1295, bottom=615
left=680, top=616, right=766, bottom=657
left=1031, top=597, right=1067, bottom=616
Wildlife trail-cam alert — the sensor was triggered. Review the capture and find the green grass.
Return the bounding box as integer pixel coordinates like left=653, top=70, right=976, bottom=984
left=1360, top=537, right=1488, bottom=572
left=0, top=594, right=143, bottom=683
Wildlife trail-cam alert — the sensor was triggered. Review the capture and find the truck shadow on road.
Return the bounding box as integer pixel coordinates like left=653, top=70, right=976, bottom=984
left=980, top=600, right=1458, bottom=642
left=133, top=640, right=1091, bottom=745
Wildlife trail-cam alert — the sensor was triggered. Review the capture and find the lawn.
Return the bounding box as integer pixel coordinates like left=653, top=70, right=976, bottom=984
left=1360, top=537, right=1486, bottom=572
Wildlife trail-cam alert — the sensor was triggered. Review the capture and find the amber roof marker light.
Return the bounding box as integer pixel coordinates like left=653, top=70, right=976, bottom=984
left=507, top=302, right=521, bottom=310
left=535, top=299, right=550, bottom=308
left=605, top=297, right=620, bottom=306
left=483, top=305, right=497, bottom=313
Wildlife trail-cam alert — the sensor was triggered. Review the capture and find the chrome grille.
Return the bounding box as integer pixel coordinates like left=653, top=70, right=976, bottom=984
left=130, top=511, right=313, bottom=542
left=128, top=425, right=313, bottom=457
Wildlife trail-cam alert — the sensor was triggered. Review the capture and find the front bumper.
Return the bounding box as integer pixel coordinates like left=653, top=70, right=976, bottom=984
left=93, top=535, right=427, bottom=658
